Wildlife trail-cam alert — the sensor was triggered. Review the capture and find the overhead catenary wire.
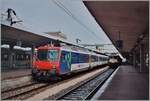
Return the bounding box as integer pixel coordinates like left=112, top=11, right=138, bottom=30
left=52, top=0, right=105, bottom=43
left=52, top=0, right=118, bottom=54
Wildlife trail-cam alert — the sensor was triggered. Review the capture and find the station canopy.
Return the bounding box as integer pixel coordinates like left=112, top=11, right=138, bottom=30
left=1, top=24, right=105, bottom=55
left=1, top=24, right=62, bottom=47
left=84, top=1, right=149, bottom=55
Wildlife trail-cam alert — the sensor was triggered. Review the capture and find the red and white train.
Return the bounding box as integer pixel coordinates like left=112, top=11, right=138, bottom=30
left=32, top=44, right=119, bottom=80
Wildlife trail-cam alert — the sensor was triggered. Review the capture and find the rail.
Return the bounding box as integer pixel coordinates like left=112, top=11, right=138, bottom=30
left=56, top=68, right=115, bottom=100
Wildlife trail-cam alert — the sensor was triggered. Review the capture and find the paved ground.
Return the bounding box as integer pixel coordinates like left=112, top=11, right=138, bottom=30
left=1, top=68, right=32, bottom=92
left=1, top=68, right=31, bottom=80
left=98, top=65, right=149, bottom=100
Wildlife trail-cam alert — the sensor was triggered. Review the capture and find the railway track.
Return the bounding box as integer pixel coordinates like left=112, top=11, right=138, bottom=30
left=1, top=81, right=35, bottom=93
left=56, top=68, right=114, bottom=100
left=2, top=66, right=112, bottom=100
left=1, top=82, right=50, bottom=100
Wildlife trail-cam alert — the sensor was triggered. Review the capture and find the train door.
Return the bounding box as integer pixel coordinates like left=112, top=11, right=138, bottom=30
left=60, top=51, right=71, bottom=74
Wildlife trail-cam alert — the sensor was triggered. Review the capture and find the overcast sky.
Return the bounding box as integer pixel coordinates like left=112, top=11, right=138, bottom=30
left=1, top=0, right=118, bottom=53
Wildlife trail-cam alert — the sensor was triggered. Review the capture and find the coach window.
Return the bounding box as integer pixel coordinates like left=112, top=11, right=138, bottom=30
left=72, top=53, right=78, bottom=63
left=80, top=54, right=84, bottom=63
left=85, top=54, right=89, bottom=63
left=79, top=54, right=81, bottom=63
left=99, top=57, right=101, bottom=61
left=91, top=56, right=94, bottom=62
left=96, top=56, right=98, bottom=62
left=102, top=57, right=104, bottom=61
left=85, top=54, right=88, bottom=63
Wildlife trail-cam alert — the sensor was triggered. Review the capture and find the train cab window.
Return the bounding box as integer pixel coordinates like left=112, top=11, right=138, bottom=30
left=37, top=50, right=48, bottom=60
left=48, top=50, right=59, bottom=61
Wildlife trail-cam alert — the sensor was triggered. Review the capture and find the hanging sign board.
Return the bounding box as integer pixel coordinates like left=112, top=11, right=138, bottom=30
left=116, top=40, right=123, bottom=49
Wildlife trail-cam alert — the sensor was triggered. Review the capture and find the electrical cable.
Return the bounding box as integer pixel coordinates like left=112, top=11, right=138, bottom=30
left=52, top=0, right=105, bottom=43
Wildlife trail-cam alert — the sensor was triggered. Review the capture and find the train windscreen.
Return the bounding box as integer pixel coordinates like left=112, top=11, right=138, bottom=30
left=48, top=50, right=59, bottom=61
left=37, top=50, right=48, bottom=60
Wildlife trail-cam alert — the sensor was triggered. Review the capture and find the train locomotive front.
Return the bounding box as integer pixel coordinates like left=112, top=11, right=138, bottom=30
left=32, top=46, right=60, bottom=80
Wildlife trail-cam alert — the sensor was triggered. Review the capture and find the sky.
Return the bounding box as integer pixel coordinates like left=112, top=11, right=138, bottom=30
left=1, top=0, right=118, bottom=53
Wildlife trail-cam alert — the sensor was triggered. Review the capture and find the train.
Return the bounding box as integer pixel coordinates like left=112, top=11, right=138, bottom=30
left=108, top=55, right=122, bottom=68
left=32, top=44, right=120, bottom=80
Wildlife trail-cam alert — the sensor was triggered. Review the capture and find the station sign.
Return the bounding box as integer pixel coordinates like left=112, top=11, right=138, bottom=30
left=115, top=40, right=123, bottom=49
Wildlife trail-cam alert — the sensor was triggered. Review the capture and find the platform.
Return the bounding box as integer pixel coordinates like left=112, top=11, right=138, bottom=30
left=98, top=65, right=149, bottom=100
left=1, top=68, right=31, bottom=80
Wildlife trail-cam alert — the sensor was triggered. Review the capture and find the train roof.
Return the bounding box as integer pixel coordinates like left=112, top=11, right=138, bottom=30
left=37, top=44, right=108, bottom=57
left=61, top=45, right=91, bottom=54
left=57, top=41, right=108, bottom=56
left=37, top=45, right=60, bottom=50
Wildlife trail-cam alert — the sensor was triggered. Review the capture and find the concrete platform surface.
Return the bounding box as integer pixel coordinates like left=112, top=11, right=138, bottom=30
left=1, top=68, right=31, bottom=80
left=99, top=65, right=149, bottom=100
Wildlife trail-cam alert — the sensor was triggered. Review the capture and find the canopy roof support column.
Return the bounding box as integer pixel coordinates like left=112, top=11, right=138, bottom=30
left=9, top=45, right=15, bottom=69
left=31, top=45, right=35, bottom=68
left=140, top=44, right=144, bottom=72
left=133, top=51, right=137, bottom=68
